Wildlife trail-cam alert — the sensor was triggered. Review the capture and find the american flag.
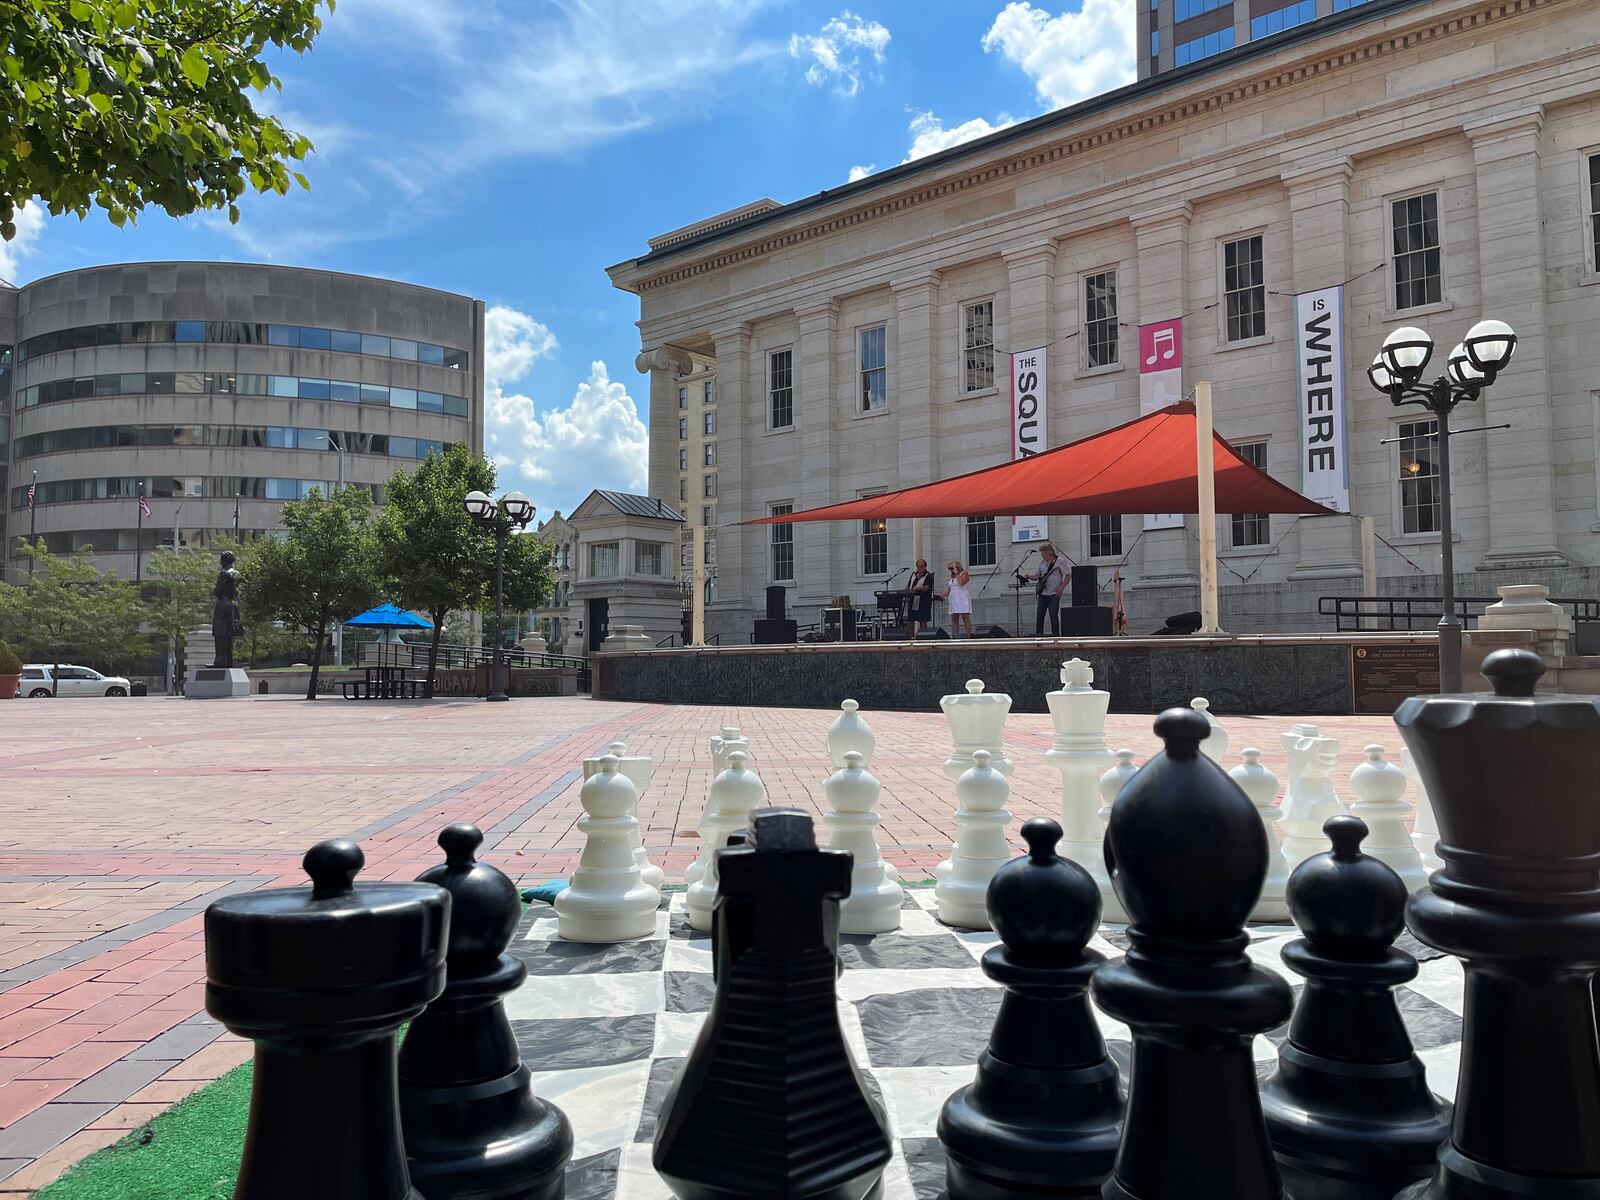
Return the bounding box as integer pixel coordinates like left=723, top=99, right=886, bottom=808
left=25, top=480, right=34, bottom=510
left=138, top=494, right=152, bottom=519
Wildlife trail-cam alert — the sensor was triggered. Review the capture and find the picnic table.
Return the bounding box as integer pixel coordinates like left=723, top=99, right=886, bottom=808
left=341, top=665, right=425, bottom=700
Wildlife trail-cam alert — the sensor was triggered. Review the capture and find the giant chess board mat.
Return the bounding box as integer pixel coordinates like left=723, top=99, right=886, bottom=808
left=506, top=889, right=1465, bottom=1200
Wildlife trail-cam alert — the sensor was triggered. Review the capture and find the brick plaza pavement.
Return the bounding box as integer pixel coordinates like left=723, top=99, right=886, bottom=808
left=0, top=692, right=1405, bottom=1192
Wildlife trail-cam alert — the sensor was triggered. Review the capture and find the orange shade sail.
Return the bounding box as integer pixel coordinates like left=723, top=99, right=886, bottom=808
left=741, top=403, right=1334, bottom=525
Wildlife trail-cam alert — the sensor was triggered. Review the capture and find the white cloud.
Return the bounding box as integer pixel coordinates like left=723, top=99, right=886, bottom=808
left=848, top=163, right=876, bottom=182
left=982, top=0, right=1137, bottom=110
left=790, top=10, right=892, bottom=97
left=903, top=110, right=1017, bottom=162
left=0, top=201, right=46, bottom=284
left=485, top=305, right=559, bottom=383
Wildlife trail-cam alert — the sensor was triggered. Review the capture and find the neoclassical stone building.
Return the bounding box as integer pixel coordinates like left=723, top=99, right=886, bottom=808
left=609, top=0, right=1600, bottom=640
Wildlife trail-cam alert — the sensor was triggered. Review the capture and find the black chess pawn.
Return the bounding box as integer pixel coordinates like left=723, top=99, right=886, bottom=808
left=205, top=839, right=449, bottom=1200
left=1260, top=815, right=1450, bottom=1199
left=1092, top=707, right=1293, bottom=1200
left=653, top=808, right=892, bottom=1200
left=937, top=817, right=1123, bottom=1198
left=1395, top=649, right=1600, bottom=1199
left=399, top=824, right=573, bottom=1200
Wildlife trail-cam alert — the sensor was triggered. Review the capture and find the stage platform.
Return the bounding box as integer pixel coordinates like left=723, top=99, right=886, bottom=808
left=592, top=631, right=1439, bottom=716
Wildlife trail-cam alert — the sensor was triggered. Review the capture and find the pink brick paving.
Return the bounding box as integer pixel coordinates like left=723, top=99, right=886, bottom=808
left=0, top=693, right=1406, bottom=1192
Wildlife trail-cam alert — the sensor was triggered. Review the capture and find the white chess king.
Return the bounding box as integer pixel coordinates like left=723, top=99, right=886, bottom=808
left=941, top=679, right=1014, bottom=780
left=1045, top=659, right=1114, bottom=878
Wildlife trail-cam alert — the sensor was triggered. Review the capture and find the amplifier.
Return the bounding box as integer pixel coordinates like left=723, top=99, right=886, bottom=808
left=1060, top=605, right=1113, bottom=636
left=752, top=618, right=798, bottom=645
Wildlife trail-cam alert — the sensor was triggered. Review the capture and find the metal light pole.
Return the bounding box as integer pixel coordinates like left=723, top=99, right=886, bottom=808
left=1367, top=319, right=1519, bottom=693
left=315, top=434, right=347, bottom=665
left=27, top=469, right=37, bottom=577
left=168, top=500, right=185, bottom=694
left=135, top=481, right=146, bottom=585
left=464, top=489, right=535, bottom=702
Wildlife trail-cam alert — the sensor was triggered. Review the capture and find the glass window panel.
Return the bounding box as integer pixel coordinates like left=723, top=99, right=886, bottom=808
left=703, top=411, right=715, bottom=435
left=1398, top=419, right=1441, bottom=534
left=390, top=436, right=417, bottom=459
left=965, top=516, right=996, bottom=568
left=1230, top=441, right=1270, bottom=546
left=1089, top=514, right=1123, bottom=558
left=331, top=330, right=362, bottom=353
left=174, top=372, right=207, bottom=393
left=1391, top=193, right=1442, bottom=309
left=361, top=333, right=390, bottom=356
left=443, top=347, right=468, bottom=370
left=417, top=342, right=445, bottom=365
left=94, top=374, right=120, bottom=396
left=861, top=515, right=888, bottom=575
left=271, top=375, right=299, bottom=398
left=770, top=504, right=795, bottom=580
left=443, top=394, right=468, bottom=417
left=1223, top=236, right=1266, bottom=341
left=265, top=427, right=295, bottom=449
left=361, top=383, right=389, bottom=404
left=590, top=542, right=620, bottom=578
left=329, top=381, right=361, bottom=404
left=389, top=338, right=418, bottom=361
left=1084, top=271, right=1119, bottom=367
left=298, top=326, right=332, bottom=350
left=418, top=391, right=445, bottom=413
left=390, top=387, right=417, bottom=410
left=963, top=301, right=995, bottom=393
left=298, top=378, right=330, bottom=400
left=268, top=324, right=299, bottom=347
left=769, top=348, right=794, bottom=429
left=175, top=320, right=205, bottom=342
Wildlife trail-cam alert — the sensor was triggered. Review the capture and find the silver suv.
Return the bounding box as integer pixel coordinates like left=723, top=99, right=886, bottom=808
left=19, top=665, right=133, bottom=698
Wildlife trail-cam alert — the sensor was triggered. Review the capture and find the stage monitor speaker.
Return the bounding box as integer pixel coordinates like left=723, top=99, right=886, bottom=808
left=1061, top=605, right=1114, bottom=636
left=977, top=624, right=1011, bottom=638
left=1152, top=610, right=1203, bottom=636
left=680, top=610, right=693, bottom=645
left=765, top=584, right=787, bottom=620
left=1071, top=563, right=1099, bottom=608
left=916, top=627, right=951, bottom=641
left=752, top=617, right=798, bottom=645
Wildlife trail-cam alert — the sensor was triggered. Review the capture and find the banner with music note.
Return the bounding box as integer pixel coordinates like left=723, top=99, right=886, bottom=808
left=1138, top=318, right=1185, bottom=530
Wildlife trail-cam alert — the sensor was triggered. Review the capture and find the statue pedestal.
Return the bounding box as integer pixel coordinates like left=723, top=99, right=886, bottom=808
left=187, top=667, right=251, bottom=699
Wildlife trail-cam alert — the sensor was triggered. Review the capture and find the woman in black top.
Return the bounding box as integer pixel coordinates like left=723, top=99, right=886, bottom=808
left=908, top=558, right=935, bottom=638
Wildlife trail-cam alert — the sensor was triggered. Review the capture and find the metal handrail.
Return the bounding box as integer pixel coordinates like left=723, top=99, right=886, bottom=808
left=1318, top=595, right=1600, bottom=633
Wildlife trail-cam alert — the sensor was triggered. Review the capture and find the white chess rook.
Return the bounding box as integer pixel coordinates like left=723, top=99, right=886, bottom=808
left=1278, top=723, right=1348, bottom=870
left=1045, top=659, right=1114, bottom=883
left=686, top=726, right=748, bottom=889
left=934, top=750, right=1013, bottom=930
left=825, top=751, right=904, bottom=935
left=1095, top=749, right=1137, bottom=923
left=686, top=750, right=767, bottom=933
left=1231, top=748, right=1290, bottom=922
left=582, top=740, right=665, bottom=896
left=1400, top=746, right=1443, bottom=871
left=828, top=699, right=876, bottom=769
left=555, top=756, right=659, bottom=943
left=941, top=679, right=1014, bottom=780
left=1193, top=697, right=1229, bottom=763
left=1349, top=745, right=1428, bottom=893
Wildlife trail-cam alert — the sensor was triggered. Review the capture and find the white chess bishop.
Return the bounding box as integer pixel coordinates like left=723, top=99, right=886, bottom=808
left=582, top=740, right=664, bottom=896
left=686, top=726, right=750, bottom=889
left=1192, top=697, right=1229, bottom=763
left=1045, top=659, right=1114, bottom=880
left=827, top=699, right=876, bottom=768
left=1400, top=746, right=1444, bottom=871
left=941, top=679, right=1014, bottom=780
left=1348, top=744, right=1428, bottom=893
left=1278, top=723, right=1348, bottom=870
left=1095, top=749, right=1138, bottom=923
left=1230, top=748, right=1289, bottom=921
left=686, top=750, right=767, bottom=933
left=934, top=750, right=1013, bottom=930
left=555, top=756, right=659, bottom=943
left=824, top=750, right=903, bottom=935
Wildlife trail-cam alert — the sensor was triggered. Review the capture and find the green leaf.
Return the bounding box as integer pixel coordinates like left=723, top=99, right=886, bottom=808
left=86, top=92, right=111, bottom=114
left=227, top=202, right=239, bottom=224
left=69, top=0, right=92, bottom=20
left=179, top=45, right=208, bottom=87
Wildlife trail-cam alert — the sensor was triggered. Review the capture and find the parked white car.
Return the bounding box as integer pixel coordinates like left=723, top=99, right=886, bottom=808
left=18, top=665, right=133, bottom=698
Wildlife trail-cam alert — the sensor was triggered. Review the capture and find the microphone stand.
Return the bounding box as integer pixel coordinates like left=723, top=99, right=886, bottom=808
left=1008, top=548, right=1037, bottom=638
left=880, top=567, right=908, bottom=640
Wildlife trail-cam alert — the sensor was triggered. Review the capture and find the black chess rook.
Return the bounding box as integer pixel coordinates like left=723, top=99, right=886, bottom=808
left=937, top=817, right=1123, bottom=1198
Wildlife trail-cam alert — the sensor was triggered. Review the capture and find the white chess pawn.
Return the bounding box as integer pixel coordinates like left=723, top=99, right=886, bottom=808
left=1230, top=748, right=1289, bottom=922
left=687, top=727, right=750, bottom=889
left=1400, top=746, right=1443, bottom=871
left=1192, top=697, right=1229, bottom=763
left=1045, top=659, right=1113, bottom=879
left=824, top=751, right=903, bottom=935
left=686, top=751, right=767, bottom=932
left=941, top=679, right=1014, bottom=780
left=584, top=740, right=665, bottom=896
left=1095, top=749, right=1138, bottom=923
left=555, top=756, right=659, bottom=943
left=828, top=699, right=875, bottom=769
left=934, top=751, right=1013, bottom=930
left=1278, top=725, right=1347, bottom=870
left=1349, top=745, right=1428, bottom=893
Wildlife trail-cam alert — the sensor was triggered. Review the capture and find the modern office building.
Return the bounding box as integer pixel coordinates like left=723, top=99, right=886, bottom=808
left=609, top=0, right=1600, bottom=641
left=0, top=262, right=485, bottom=581
left=1140, top=0, right=1386, bottom=80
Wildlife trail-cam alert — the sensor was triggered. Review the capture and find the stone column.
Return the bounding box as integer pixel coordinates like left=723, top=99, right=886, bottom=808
left=635, top=346, right=691, bottom=509
left=895, top=273, right=942, bottom=576
left=1004, top=244, right=1056, bottom=556
left=797, top=300, right=841, bottom=607
left=1465, top=110, right=1565, bottom=569
left=712, top=324, right=755, bottom=632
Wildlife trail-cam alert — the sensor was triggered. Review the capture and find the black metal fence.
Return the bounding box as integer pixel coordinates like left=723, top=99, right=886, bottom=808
left=1319, top=595, right=1600, bottom=651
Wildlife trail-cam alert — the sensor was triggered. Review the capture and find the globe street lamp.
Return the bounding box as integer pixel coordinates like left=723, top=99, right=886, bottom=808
left=464, top=489, right=535, bottom=701
left=1366, top=319, right=1518, bottom=693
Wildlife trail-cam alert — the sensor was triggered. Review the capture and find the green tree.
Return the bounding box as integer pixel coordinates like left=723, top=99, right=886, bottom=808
left=238, top=486, right=379, bottom=699
left=486, top=530, right=556, bottom=647
left=0, top=538, right=146, bottom=674
left=0, top=0, right=329, bottom=241
left=144, top=542, right=224, bottom=687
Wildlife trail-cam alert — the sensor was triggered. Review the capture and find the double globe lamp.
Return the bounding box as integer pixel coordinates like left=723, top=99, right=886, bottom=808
left=463, top=489, right=536, bottom=702
left=1365, top=319, right=1518, bottom=692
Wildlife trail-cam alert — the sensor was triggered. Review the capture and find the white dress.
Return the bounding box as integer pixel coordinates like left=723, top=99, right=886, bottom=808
left=948, top=576, right=972, bottom=614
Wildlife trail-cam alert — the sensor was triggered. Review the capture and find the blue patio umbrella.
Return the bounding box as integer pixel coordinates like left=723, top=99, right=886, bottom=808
left=344, top=604, right=434, bottom=668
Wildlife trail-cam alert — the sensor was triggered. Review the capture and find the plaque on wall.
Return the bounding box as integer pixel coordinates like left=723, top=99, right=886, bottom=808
left=1349, top=644, right=1440, bottom=714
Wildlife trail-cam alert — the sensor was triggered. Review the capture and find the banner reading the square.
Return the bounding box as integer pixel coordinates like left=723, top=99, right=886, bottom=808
left=1138, top=318, right=1184, bottom=530
left=1010, top=346, right=1048, bottom=543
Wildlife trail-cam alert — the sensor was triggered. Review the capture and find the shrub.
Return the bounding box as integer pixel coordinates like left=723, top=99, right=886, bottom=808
left=0, top=642, right=21, bottom=675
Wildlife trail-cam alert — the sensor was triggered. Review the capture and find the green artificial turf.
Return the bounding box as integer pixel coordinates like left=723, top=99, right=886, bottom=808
left=35, top=1063, right=252, bottom=1200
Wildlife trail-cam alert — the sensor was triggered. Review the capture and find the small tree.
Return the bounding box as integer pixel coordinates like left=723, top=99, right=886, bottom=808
left=0, top=539, right=145, bottom=674
left=238, top=487, right=379, bottom=699
left=145, top=543, right=225, bottom=688
left=488, top=530, right=557, bottom=646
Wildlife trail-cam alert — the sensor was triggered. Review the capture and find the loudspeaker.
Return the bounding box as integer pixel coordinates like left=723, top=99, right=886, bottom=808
left=1071, top=563, right=1099, bottom=608
left=916, top=627, right=951, bottom=641
left=765, top=584, right=787, bottom=620
left=1152, top=610, right=1203, bottom=636
left=680, top=610, right=693, bottom=645
left=752, top=617, right=798, bottom=645
left=1061, top=605, right=1114, bottom=636
left=977, top=624, right=1011, bottom=639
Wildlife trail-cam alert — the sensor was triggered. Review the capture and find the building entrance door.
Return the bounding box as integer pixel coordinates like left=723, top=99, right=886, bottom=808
left=587, top=599, right=610, bottom=652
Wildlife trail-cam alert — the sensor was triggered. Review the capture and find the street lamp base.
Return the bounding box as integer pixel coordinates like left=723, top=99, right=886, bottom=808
left=486, top=692, right=510, bottom=703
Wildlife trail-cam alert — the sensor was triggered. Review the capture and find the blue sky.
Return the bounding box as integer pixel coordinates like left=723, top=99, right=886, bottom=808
left=1, top=0, right=1134, bottom=522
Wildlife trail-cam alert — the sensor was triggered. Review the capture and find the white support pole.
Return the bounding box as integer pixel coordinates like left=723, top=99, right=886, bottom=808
left=1359, top=515, right=1377, bottom=631
left=692, top=525, right=706, bottom=647
left=1195, top=381, right=1224, bottom=634
left=912, top=517, right=925, bottom=570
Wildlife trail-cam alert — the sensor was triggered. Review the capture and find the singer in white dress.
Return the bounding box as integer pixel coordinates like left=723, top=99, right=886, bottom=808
left=941, top=560, right=973, bottom=638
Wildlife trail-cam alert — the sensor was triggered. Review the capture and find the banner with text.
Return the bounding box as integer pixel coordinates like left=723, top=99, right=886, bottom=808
left=1138, top=318, right=1185, bottom=530
left=1010, top=347, right=1049, bottom=543
left=1295, top=285, right=1350, bottom=513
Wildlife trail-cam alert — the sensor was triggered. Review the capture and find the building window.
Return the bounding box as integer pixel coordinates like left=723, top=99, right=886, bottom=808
left=1088, top=514, right=1123, bottom=559
left=1392, top=193, right=1442, bottom=310
left=1150, top=29, right=1159, bottom=56
left=702, top=505, right=713, bottom=526
left=589, top=542, right=620, bottom=578
left=859, top=325, right=887, bottom=411
left=1230, top=441, right=1271, bottom=547
left=769, top=349, right=793, bottom=429
left=678, top=386, right=687, bottom=410
left=679, top=448, right=688, bottom=470
left=703, top=444, right=716, bottom=466
left=703, top=380, right=714, bottom=406
left=1223, top=236, right=1266, bottom=342
left=1083, top=271, right=1119, bottom=368
left=1173, top=26, right=1234, bottom=66
left=1332, top=0, right=1375, bottom=10
left=770, top=503, right=795, bottom=581
left=679, top=479, right=687, bottom=501
left=966, top=516, right=997, bottom=568
left=703, top=411, right=716, bottom=435
left=635, top=541, right=664, bottom=576
left=1250, top=0, right=1315, bottom=38
left=1174, top=0, right=1227, bottom=19
left=962, top=301, right=995, bottom=394
left=1586, top=152, right=1600, bottom=273
left=1397, top=419, right=1441, bottom=534
left=703, top=474, right=717, bottom=498
left=679, top=417, right=688, bottom=440
left=861, top=516, right=888, bottom=575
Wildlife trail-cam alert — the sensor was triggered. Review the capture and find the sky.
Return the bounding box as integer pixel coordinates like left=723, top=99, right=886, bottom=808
left=0, top=0, right=1136, bottom=523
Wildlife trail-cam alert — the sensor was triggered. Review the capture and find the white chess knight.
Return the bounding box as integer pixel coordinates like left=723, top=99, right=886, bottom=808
left=1230, top=748, right=1289, bottom=921
left=686, top=726, right=750, bottom=889
left=1349, top=745, right=1428, bottom=892
left=941, top=679, right=1014, bottom=780
left=1400, top=746, right=1444, bottom=871
left=934, top=750, right=1013, bottom=930
left=1192, top=697, right=1229, bottom=763
left=1045, top=659, right=1114, bottom=879
left=824, top=751, right=903, bottom=935
left=828, top=699, right=876, bottom=768
left=555, top=756, right=659, bottom=943
left=686, top=750, right=767, bottom=933
left=581, top=740, right=665, bottom=896
left=1095, top=749, right=1138, bottom=923
left=1278, top=723, right=1348, bottom=870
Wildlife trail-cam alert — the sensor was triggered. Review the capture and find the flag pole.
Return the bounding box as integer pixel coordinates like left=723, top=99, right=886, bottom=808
left=1195, top=381, right=1225, bottom=634
left=27, top=469, right=37, bottom=578
left=135, top=482, right=145, bottom=584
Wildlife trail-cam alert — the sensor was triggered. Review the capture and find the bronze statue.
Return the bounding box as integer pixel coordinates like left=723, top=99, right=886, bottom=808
left=211, top=550, right=244, bottom=669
